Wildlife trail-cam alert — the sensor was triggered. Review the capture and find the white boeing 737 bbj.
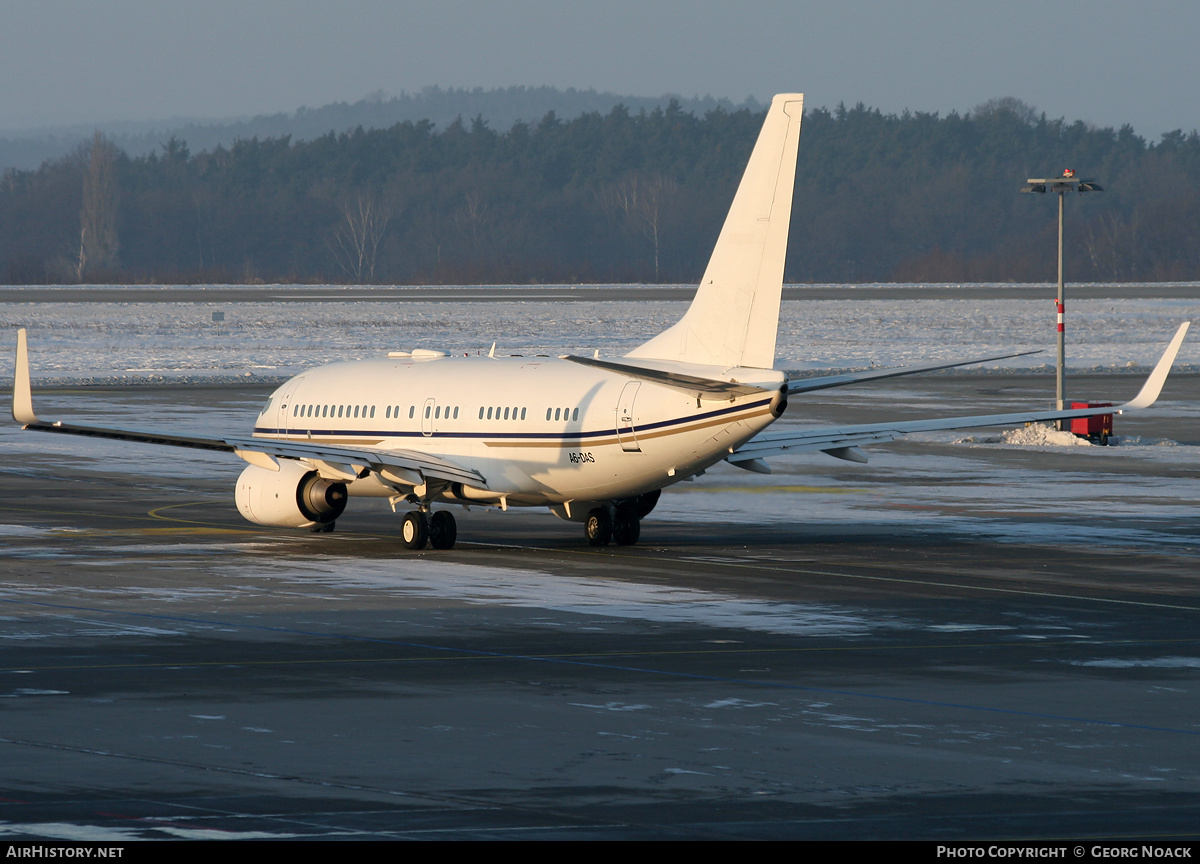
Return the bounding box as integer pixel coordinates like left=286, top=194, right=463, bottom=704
left=11, top=94, right=1191, bottom=550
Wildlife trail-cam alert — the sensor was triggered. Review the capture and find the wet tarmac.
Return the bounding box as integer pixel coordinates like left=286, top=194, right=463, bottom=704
left=1, top=375, right=1198, bottom=840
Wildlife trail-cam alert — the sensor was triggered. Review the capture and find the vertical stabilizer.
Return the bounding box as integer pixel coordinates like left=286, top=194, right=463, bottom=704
left=627, top=93, right=804, bottom=370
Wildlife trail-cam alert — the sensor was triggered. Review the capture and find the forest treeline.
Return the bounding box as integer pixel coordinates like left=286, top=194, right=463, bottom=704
left=2, top=97, right=1198, bottom=285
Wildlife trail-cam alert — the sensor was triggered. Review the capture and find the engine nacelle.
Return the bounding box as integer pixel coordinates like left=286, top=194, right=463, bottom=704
left=235, top=460, right=348, bottom=529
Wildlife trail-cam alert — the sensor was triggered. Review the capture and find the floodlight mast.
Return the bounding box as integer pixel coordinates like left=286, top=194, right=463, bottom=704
left=1022, top=170, right=1103, bottom=428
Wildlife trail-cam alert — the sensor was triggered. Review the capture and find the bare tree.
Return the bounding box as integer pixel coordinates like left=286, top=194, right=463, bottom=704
left=330, top=191, right=393, bottom=282
left=453, top=190, right=490, bottom=261
left=972, top=97, right=1039, bottom=125
left=599, top=173, right=678, bottom=281
left=78, top=131, right=120, bottom=280
left=1084, top=210, right=1141, bottom=281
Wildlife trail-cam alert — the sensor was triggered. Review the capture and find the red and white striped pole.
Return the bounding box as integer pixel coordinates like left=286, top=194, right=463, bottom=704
left=1055, top=189, right=1065, bottom=426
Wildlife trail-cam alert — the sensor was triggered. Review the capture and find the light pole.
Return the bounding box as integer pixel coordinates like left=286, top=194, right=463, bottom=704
left=1022, top=170, right=1103, bottom=428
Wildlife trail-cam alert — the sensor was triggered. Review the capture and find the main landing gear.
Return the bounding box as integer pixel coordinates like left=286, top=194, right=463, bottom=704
left=401, top=509, right=457, bottom=550
left=585, top=504, right=641, bottom=547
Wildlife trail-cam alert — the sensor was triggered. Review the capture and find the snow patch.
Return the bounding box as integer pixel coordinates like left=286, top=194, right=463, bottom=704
left=1073, top=656, right=1200, bottom=669
left=957, top=423, right=1092, bottom=447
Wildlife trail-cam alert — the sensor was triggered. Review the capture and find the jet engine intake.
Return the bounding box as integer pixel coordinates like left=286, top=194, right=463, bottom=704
left=236, top=460, right=347, bottom=528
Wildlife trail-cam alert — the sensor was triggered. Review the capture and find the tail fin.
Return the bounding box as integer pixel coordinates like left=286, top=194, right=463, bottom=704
left=627, top=93, right=804, bottom=370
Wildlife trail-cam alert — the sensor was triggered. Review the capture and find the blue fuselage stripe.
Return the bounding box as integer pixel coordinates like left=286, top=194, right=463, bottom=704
left=254, top=397, right=774, bottom=441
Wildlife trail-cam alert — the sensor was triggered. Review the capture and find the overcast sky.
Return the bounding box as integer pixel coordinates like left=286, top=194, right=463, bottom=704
left=2, top=0, right=1196, bottom=139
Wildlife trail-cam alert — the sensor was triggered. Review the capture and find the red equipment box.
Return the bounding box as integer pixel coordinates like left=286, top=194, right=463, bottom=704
left=1070, top=402, right=1113, bottom=444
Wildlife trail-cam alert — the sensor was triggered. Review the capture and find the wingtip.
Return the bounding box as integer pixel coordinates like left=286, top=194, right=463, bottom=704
left=1120, top=321, right=1190, bottom=411
left=12, top=327, right=40, bottom=426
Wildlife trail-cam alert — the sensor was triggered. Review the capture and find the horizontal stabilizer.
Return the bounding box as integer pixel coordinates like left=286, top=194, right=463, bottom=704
left=562, top=355, right=770, bottom=397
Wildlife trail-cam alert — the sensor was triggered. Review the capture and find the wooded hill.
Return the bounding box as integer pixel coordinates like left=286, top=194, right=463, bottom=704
left=2, top=98, right=1197, bottom=285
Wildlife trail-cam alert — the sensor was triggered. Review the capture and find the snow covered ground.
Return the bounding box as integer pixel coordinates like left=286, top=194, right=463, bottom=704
left=2, top=284, right=1196, bottom=554
left=2, top=284, right=1198, bottom=383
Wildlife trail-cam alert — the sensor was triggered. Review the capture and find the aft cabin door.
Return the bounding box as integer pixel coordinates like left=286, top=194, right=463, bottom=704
left=615, top=382, right=641, bottom=452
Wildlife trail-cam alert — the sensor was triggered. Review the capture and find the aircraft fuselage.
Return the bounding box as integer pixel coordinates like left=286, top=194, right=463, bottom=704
left=254, top=355, right=786, bottom=509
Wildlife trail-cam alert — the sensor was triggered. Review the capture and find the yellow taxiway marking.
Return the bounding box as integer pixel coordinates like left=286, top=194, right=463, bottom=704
left=0, top=502, right=260, bottom=536
left=684, top=485, right=870, bottom=494
left=146, top=500, right=241, bottom=526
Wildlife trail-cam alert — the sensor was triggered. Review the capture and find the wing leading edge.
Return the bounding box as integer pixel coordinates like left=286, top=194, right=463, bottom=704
left=732, top=322, right=1190, bottom=463
left=784, top=350, right=1043, bottom=395
left=11, top=329, right=487, bottom=489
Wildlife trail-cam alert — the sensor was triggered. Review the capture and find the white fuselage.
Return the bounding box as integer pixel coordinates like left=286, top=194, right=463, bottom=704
left=253, top=355, right=786, bottom=509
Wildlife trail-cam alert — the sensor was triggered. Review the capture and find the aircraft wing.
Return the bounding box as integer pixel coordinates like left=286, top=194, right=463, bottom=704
left=221, top=436, right=487, bottom=487
left=784, top=350, right=1043, bottom=395
left=566, top=350, right=1044, bottom=399
left=11, top=328, right=487, bottom=489
left=732, top=322, right=1189, bottom=463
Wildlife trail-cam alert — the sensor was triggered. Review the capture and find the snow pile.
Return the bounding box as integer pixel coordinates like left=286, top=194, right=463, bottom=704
left=956, top=423, right=1092, bottom=446
left=1001, top=423, right=1092, bottom=446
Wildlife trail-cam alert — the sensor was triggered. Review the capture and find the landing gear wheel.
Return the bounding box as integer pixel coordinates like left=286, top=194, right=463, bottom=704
left=613, top=514, right=640, bottom=546
left=401, top=511, right=428, bottom=550
left=585, top=508, right=612, bottom=546
left=429, top=510, right=457, bottom=550
left=310, top=520, right=335, bottom=534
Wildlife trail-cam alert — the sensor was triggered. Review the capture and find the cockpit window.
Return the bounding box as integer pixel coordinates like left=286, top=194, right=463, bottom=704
left=258, top=397, right=273, bottom=416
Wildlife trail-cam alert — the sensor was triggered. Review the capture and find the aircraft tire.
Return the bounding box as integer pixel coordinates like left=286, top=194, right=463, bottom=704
left=585, top=508, right=612, bottom=546
left=429, top=510, right=457, bottom=550
left=613, top=514, right=640, bottom=546
left=401, top=511, right=429, bottom=550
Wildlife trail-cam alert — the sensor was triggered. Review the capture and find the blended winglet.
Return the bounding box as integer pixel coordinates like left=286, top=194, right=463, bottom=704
left=1118, top=321, right=1189, bottom=410
left=13, top=328, right=41, bottom=426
